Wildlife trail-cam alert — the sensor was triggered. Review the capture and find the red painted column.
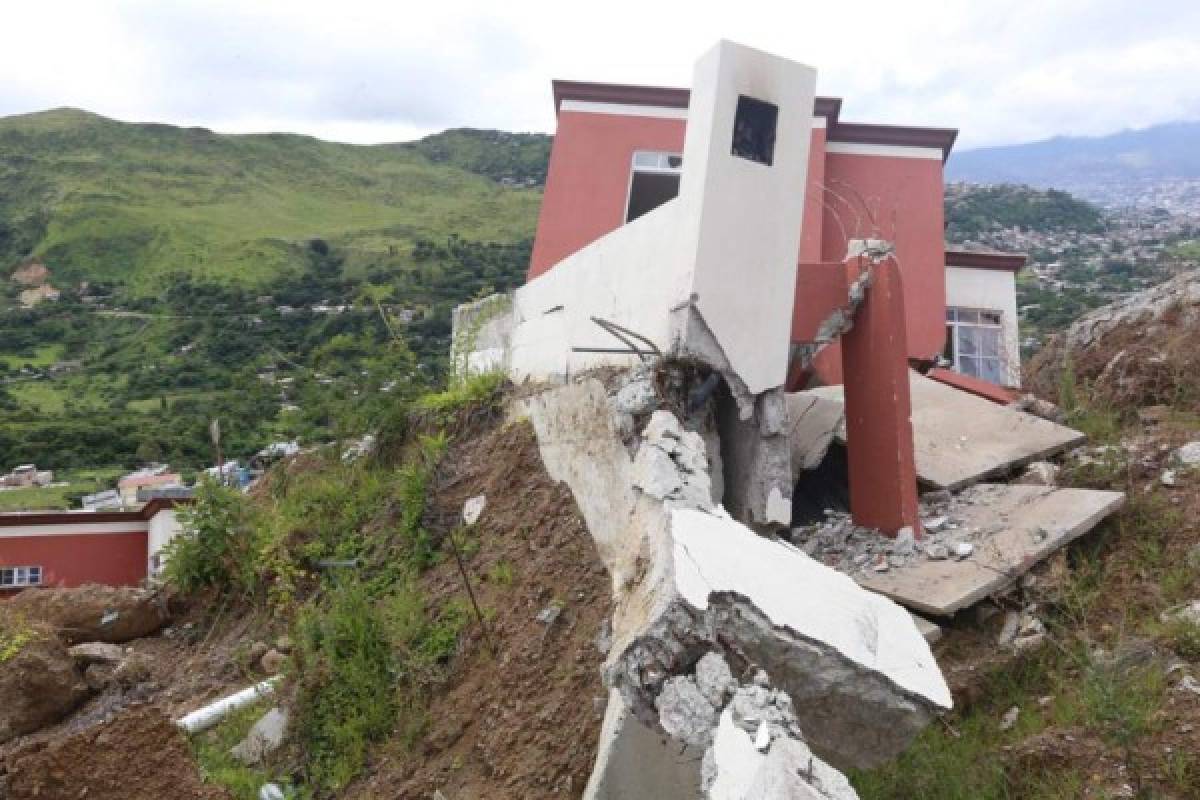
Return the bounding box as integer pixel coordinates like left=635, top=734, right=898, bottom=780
left=840, top=254, right=920, bottom=537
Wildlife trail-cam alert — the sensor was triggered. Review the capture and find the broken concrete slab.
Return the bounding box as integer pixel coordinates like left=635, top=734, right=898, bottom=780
left=789, top=372, right=1086, bottom=490
left=584, top=689, right=704, bottom=800
left=859, top=484, right=1125, bottom=617
left=524, top=376, right=949, bottom=785
left=230, top=707, right=289, bottom=765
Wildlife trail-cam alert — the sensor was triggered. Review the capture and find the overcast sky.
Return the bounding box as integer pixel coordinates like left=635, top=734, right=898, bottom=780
left=2, top=0, right=1197, bottom=150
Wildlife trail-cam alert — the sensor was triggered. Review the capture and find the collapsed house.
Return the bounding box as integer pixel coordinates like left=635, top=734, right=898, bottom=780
left=453, top=40, right=1124, bottom=797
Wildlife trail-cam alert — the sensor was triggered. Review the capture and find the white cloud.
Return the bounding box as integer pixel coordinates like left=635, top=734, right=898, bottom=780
left=0, top=0, right=1196, bottom=148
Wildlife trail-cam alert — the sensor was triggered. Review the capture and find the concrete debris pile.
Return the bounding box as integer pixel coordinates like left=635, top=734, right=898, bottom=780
left=793, top=484, right=1058, bottom=577
left=521, top=375, right=951, bottom=799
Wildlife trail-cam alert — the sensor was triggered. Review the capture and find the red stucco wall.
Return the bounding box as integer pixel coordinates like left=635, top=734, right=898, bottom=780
left=528, top=112, right=686, bottom=279
left=820, top=152, right=946, bottom=361
left=0, top=532, right=148, bottom=591
left=528, top=112, right=948, bottom=387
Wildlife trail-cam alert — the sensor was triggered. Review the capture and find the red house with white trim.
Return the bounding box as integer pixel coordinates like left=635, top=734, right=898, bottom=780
left=0, top=498, right=189, bottom=594
left=528, top=81, right=1025, bottom=390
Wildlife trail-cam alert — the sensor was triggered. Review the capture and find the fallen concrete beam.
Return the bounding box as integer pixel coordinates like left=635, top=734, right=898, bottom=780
left=789, top=372, right=1086, bottom=490
left=859, top=484, right=1125, bottom=617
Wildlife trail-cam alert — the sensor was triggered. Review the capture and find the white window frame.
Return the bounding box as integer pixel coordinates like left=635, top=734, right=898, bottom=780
left=624, top=150, right=683, bottom=223
left=0, top=565, right=43, bottom=588
left=945, top=307, right=1006, bottom=384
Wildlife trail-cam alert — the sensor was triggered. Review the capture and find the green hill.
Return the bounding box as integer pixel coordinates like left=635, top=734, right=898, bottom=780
left=0, top=108, right=544, bottom=290
left=945, top=182, right=1105, bottom=239
left=0, top=109, right=552, bottom=480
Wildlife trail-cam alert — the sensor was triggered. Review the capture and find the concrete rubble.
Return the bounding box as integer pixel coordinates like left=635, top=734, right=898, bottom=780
left=521, top=375, right=950, bottom=799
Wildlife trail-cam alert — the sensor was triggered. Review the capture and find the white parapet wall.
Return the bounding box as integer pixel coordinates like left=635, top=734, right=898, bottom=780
left=454, top=40, right=816, bottom=398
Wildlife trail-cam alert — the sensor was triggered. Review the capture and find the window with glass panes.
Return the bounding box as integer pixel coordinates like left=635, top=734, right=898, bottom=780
left=944, top=307, right=1005, bottom=384
left=0, top=565, right=42, bottom=588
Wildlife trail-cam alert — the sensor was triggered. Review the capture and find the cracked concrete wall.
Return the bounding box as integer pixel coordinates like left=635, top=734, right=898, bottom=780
left=453, top=41, right=813, bottom=401
left=519, top=377, right=950, bottom=797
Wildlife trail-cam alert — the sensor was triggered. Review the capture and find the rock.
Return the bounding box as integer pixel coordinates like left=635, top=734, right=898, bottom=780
left=259, top=784, right=286, bottom=800
left=8, top=585, right=170, bottom=644
left=231, top=707, right=289, bottom=765
left=67, top=641, right=125, bottom=665
left=260, top=648, right=286, bottom=675
left=632, top=444, right=684, bottom=500
left=753, top=720, right=770, bottom=752
left=536, top=605, right=562, bottom=625
left=1015, top=461, right=1059, bottom=487
left=642, top=410, right=684, bottom=445
left=1011, top=632, right=1047, bottom=654
left=247, top=640, right=270, bottom=665
left=273, top=635, right=293, bottom=654
left=1162, top=469, right=1179, bottom=488
left=1177, top=675, right=1200, bottom=696
left=1161, top=601, right=1200, bottom=628
left=1138, top=405, right=1171, bottom=426
left=614, top=379, right=659, bottom=415
left=695, top=652, right=736, bottom=708
left=658, top=676, right=718, bottom=747
left=462, top=494, right=486, bottom=526
left=0, top=621, right=88, bottom=744
left=1173, top=441, right=1200, bottom=467
left=1010, top=394, right=1067, bottom=424
left=891, top=527, right=916, bottom=556
left=999, top=706, right=1020, bottom=731
left=922, top=516, right=949, bottom=532
left=113, top=652, right=153, bottom=687
left=925, top=543, right=949, bottom=561
left=84, top=662, right=116, bottom=691
left=997, top=612, right=1021, bottom=646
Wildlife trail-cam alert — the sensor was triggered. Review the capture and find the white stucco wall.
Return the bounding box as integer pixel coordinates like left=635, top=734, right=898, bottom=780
left=944, top=265, right=1021, bottom=387
left=147, top=508, right=183, bottom=578
left=466, top=41, right=816, bottom=396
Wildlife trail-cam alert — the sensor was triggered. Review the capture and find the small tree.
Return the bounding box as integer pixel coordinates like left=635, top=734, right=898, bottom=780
left=163, top=479, right=258, bottom=596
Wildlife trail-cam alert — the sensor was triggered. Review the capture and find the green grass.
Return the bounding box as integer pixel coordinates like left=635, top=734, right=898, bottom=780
left=0, top=466, right=121, bottom=511
left=8, top=381, right=68, bottom=413
left=188, top=699, right=302, bottom=799
left=0, top=109, right=541, bottom=291
left=0, top=343, right=65, bottom=369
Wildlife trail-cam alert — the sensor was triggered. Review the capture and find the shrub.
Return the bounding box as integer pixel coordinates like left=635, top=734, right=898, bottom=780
left=164, top=478, right=261, bottom=596
left=293, top=583, right=397, bottom=792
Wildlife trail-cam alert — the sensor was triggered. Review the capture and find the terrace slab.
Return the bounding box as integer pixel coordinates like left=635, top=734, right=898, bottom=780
left=858, top=484, right=1125, bottom=617
left=788, top=372, right=1085, bottom=490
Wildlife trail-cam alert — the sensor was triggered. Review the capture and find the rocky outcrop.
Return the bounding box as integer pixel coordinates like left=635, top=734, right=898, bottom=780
left=1028, top=269, right=1200, bottom=407
left=9, top=585, right=170, bottom=644
left=0, top=622, right=88, bottom=744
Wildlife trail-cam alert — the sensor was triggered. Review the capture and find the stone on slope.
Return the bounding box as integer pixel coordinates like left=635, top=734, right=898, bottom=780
left=67, top=641, right=125, bottom=665
left=0, top=622, right=88, bottom=744
left=231, top=707, right=289, bottom=765
left=9, top=584, right=169, bottom=644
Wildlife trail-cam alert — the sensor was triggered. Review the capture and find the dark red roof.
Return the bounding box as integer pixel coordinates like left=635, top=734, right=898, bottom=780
left=551, top=80, right=957, bottom=161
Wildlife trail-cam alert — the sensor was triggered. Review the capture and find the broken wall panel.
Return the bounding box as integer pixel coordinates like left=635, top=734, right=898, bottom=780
left=789, top=371, right=1086, bottom=491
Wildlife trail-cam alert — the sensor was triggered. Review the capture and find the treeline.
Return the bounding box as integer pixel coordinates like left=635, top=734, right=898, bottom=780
left=0, top=235, right=528, bottom=471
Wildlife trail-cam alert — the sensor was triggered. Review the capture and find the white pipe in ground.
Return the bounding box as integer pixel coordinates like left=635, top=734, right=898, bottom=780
left=175, top=677, right=282, bottom=734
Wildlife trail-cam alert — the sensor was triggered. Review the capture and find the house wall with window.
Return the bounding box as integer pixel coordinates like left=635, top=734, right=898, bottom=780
left=526, top=80, right=961, bottom=385
left=944, top=254, right=1023, bottom=388
left=0, top=499, right=189, bottom=594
